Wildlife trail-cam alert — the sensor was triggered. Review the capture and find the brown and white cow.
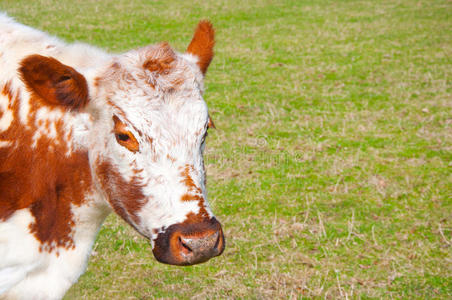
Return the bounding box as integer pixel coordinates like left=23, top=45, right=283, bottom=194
left=0, top=13, right=224, bottom=299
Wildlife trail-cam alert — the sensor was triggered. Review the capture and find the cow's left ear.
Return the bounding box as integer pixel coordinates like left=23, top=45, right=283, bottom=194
left=19, top=55, right=89, bottom=110
left=186, top=20, right=215, bottom=75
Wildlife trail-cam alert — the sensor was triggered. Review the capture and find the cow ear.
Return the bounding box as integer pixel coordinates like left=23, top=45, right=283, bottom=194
left=186, top=20, right=215, bottom=75
left=19, top=55, right=89, bottom=110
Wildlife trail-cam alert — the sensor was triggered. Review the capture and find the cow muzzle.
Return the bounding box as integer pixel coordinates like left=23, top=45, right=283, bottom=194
left=152, top=217, right=225, bottom=265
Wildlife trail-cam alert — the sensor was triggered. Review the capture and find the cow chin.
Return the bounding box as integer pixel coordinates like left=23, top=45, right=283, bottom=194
left=152, top=217, right=225, bottom=266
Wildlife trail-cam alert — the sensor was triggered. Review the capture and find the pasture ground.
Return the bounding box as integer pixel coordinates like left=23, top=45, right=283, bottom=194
left=1, top=0, right=451, bottom=298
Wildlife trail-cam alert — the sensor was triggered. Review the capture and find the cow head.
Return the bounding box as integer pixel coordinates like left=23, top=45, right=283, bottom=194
left=19, top=21, right=224, bottom=265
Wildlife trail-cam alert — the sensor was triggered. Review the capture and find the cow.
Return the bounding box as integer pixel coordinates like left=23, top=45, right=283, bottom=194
left=0, top=13, right=225, bottom=299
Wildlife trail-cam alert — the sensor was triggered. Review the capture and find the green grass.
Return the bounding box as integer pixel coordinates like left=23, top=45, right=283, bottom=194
left=1, top=0, right=451, bottom=298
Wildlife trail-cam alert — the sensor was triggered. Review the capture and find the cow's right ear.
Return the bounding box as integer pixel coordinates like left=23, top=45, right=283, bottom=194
left=19, top=54, right=89, bottom=110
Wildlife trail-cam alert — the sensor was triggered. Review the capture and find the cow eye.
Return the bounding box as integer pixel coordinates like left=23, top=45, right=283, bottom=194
left=116, top=133, right=130, bottom=142
left=113, top=115, right=139, bottom=152
left=114, top=131, right=139, bottom=152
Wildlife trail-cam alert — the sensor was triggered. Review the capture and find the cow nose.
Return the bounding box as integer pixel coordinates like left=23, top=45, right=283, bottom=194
left=152, top=217, right=225, bottom=266
left=177, top=230, right=222, bottom=264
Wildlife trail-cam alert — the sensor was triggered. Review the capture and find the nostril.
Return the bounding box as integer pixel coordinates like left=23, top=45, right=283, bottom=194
left=213, top=231, right=221, bottom=251
left=178, top=236, right=192, bottom=255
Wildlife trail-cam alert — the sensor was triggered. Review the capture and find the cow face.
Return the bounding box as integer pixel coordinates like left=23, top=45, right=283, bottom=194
left=19, top=21, right=224, bottom=265
left=89, top=21, right=224, bottom=265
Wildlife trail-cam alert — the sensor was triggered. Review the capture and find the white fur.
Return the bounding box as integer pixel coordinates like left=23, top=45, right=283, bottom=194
left=0, top=12, right=216, bottom=299
left=0, top=198, right=110, bottom=300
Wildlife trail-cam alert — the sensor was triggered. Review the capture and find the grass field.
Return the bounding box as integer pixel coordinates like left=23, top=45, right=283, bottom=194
left=1, top=0, right=451, bottom=298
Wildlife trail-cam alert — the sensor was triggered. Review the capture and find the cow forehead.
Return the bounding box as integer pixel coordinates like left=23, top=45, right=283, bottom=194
left=110, top=90, right=209, bottom=139
left=95, top=43, right=208, bottom=136
left=96, top=42, right=205, bottom=100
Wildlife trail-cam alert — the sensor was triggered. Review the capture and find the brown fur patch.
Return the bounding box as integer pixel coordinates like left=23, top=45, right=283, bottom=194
left=187, top=20, right=215, bottom=74
left=2, top=80, right=14, bottom=102
left=179, top=164, right=209, bottom=221
left=95, top=159, right=147, bottom=226
left=142, top=42, right=185, bottom=90
left=0, top=82, right=92, bottom=252
left=143, top=42, right=176, bottom=75
left=19, top=55, right=89, bottom=111
left=180, top=164, right=202, bottom=196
